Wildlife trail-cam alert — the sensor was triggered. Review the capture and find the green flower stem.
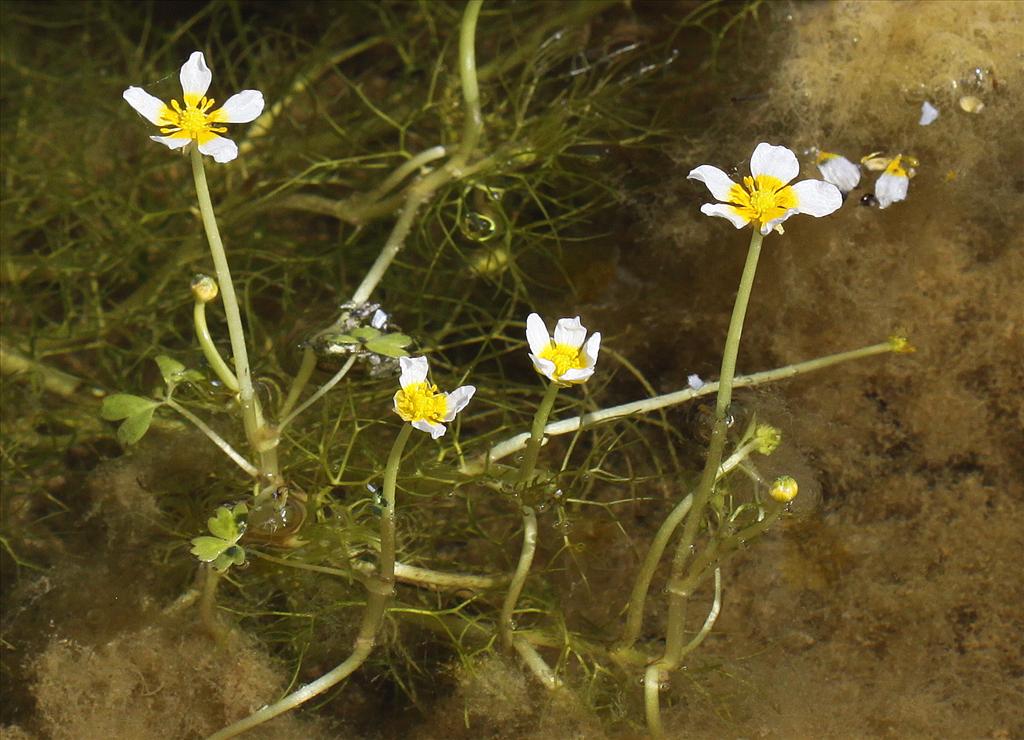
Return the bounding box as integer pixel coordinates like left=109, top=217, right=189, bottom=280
left=163, top=398, right=258, bottom=477
left=277, top=355, right=357, bottom=433
left=658, top=228, right=764, bottom=673
left=193, top=297, right=240, bottom=392
left=518, top=380, right=561, bottom=486
left=189, top=147, right=278, bottom=483
left=617, top=440, right=757, bottom=652
left=279, top=347, right=317, bottom=421
left=207, top=423, right=413, bottom=740
left=348, top=0, right=484, bottom=306
left=500, top=380, right=560, bottom=650
left=464, top=339, right=897, bottom=474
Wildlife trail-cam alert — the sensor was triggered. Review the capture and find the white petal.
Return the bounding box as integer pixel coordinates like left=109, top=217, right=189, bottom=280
left=816, top=155, right=861, bottom=193
left=216, top=90, right=264, bottom=123
left=760, top=210, right=798, bottom=234
left=560, top=367, right=594, bottom=384
left=792, top=179, right=843, bottom=217
left=526, top=313, right=551, bottom=355
left=123, top=87, right=167, bottom=125
left=180, top=51, right=212, bottom=99
left=442, top=385, right=476, bottom=421
left=529, top=354, right=556, bottom=381
left=874, top=171, right=908, bottom=209
left=919, top=101, right=939, bottom=126
left=412, top=419, right=446, bottom=438
left=149, top=135, right=191, bottom=151
left=687, top=165, right=737, bottom=201
left=687, top=374, right=704, bottom=390
left=700, top=203, right=750, bottom=229
left=198, top=135, right=238, bottom=163
left=370, top=309, right=388, bottom=329
left=553, top=316, right=587, bottom=349
left=750, top=143, right=799, bottom=184
left=399, top=356, right=429, bottom=388
left=581, top=332, right=601, bottom=368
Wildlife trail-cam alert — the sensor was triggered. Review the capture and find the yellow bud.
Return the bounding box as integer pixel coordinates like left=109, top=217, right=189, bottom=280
left=888, top=334, right=915, bottom=353
left=754, top=425, right=782, bottom=455
left=769, top=476, right=798, bottom=503
left=191, top=274, right=219, bottom=304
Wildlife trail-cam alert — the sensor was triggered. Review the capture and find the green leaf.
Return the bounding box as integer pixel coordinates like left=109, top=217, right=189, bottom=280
left=365, top=335, right=411, bottom=358
left=350, top=326, right=381, bottom=341
left=190, top=535, right=230, bottom=562
left=117, top=408, right=156, bottom=446
left=207, top=506, right=240, bottom=541
left=101, top=393, right=159, bottom=421
left=154, top=355, right=187, bottom=385
left=212, top=545, right=246, bottom=572
left=326, top=333, right=358, bottom=345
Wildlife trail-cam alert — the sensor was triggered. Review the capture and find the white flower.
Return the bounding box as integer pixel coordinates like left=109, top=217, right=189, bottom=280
left=526, top=313, right=601, bottom=386
left=392, top=356, right=475, bottom=439
left=816, top=151, right=861, bottom=194
left=874, top=155, right=911, bottom=209
left=123, top=51, right=264, bottom=163
left=919, top=101, right=939, bottom=126
left=688, top=142, right=842, bottom=235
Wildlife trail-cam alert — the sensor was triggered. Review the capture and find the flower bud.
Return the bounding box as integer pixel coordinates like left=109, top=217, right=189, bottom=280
left=887, top=334, right=915, bottom=353
left=754, top=424, right=781, bottom=455
left=191, top=274, right=219, bottom=304
left=769, top=475, right=798, bottom=503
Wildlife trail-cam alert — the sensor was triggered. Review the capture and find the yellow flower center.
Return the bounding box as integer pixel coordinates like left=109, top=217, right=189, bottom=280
left=728, top=174, right=798, bottom=224
left=884, top=155, right=907, bottom=178
left=539, top=343, right=585, bottom=378
left=394, top=382, right=448, bottom=423
left=158, top=94, right=227, bottom=144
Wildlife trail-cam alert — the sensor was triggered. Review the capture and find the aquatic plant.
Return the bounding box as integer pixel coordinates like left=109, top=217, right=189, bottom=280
left=4, top=0, right=920, bottom=736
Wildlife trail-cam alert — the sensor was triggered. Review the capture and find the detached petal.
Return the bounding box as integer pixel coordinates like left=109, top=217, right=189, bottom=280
left=553, top=316, right=587, bottom=349
left=399, top=356, right=429, bottom=388
left=180, top=51, right=212, bottom=99
left=816, top=154, right=861, bottom=193
left=149, top=135, right=191, bottom=151
left=198, top=134, right=239, bottom=163
left=215, top=90, right=265, bottom=123
left=875, top=171, right=908, bottom=209
left=750, top=143, right=799, bottom=184
left=412, top=419, right=446, bottom=439
left=526, top=313, right=551, bottom=355
left=442, top=385, right=476, bottom=421
left=687, top=165, right=737, bottom=201
left=791, top=180, right=843, bottom=217
left=123, top=87, right=168, bottom=125
left=700, top=203, right=750, bottom=229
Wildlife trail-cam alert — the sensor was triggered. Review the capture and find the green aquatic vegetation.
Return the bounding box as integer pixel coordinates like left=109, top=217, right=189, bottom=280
left=1, top=1, right=917, bottom=737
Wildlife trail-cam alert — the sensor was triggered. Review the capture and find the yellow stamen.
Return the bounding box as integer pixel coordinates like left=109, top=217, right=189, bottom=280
left=394, top=382, right=448, bottom=424
left=727, top=174, right=798, bottom=225
left=157, top=95, right=227, bottom=144
left=539, top=342, right=585, bottom=378
left=885, top=155, right=908, bottom=179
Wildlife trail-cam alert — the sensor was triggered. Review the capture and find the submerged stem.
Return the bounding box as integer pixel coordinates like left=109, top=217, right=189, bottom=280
left=500, top=380, right=560, bottom=650
left=659, top=228, right=763, bottom=671
left=207, top=423, right=413, bottom=739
